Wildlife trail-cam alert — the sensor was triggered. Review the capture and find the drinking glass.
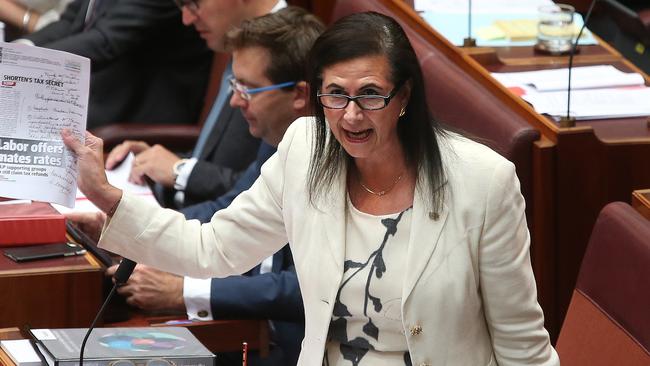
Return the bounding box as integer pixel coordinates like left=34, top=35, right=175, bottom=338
left=536, top=4, right=575, bottom=54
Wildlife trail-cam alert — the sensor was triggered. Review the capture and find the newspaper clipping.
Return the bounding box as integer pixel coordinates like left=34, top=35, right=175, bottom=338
left=0, top=42, right=90, bottom=207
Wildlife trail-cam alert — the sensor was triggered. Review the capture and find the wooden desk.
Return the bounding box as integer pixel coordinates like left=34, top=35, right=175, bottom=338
left=467, top=37, right=650, bottom=338
left=0, top=252, right=103, bottom=329
left=632, top=189, right=650, bottom=219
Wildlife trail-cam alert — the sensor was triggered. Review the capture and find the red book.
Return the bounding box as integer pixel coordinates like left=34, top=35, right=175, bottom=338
left=0, top=201, right=66, bottom=246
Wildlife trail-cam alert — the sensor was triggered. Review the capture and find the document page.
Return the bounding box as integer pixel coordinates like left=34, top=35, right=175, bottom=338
left=0, top=42, right=90, bottom=207
left=415, top=0, right=554, bottom=14
left=521, top=86, right=650, bottom=120
left=492, top=65, right=645, bottom=92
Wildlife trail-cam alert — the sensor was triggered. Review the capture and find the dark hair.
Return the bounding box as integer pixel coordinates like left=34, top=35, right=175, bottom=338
left=224, top=6, right=325, bottom=85
left=306, top=11, right=446, bottom=211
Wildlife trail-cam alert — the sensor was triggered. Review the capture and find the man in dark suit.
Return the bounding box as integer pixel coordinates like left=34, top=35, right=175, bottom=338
left=103, top=8, right=325, bottom=365
left=104, top=0, right=289, bottom=208
left=17, top=0, right=212, bottom=129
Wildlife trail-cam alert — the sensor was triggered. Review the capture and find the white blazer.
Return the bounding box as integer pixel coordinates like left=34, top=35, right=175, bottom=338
left=100, top=117, right=559, bottom=366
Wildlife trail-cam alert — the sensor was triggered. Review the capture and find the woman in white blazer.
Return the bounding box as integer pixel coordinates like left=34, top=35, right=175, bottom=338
left=64, top=11, right=559, bottom=366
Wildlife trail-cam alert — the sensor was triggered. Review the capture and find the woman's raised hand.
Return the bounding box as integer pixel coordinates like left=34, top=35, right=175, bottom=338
left=61, top=129, right=123, bottom=214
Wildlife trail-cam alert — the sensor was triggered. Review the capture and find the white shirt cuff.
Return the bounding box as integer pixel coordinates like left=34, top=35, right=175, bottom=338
left=13, top=39, right=35, bottom=46
left=34, top=10, right=61, bottom=31
left=260, top=255, right=273, bottom=274
left=173, top=157, right=198, bottom=191
left=183, top=276, right=213, bottom=321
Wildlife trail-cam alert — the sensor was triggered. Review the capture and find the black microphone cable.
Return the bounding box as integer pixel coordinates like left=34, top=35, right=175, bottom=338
left=564, top=0, right=599, bottom=124
left=79, top=258, right=137, bottom=366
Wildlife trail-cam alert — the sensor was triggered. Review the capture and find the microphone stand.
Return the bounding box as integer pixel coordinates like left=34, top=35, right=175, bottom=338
left=560, top=0, right=598, bottom=127
left=463, top=0, right=477, bottom=47
left=79, top=258, right=137, bottom=366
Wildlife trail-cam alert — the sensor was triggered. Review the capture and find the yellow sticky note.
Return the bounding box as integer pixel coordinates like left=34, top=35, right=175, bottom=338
left=494, top=19, right=538, bottom=41
left=476, top=25, right=506, bottom=41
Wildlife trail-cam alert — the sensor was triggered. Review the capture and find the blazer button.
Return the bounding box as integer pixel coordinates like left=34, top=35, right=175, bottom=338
left=197, top=310, right=209, bottom=318
left=428, top=212, right=439, bottom=220
left=419, top=363, right=431, bottom=366
left=410, top=325, right=423, bottom=336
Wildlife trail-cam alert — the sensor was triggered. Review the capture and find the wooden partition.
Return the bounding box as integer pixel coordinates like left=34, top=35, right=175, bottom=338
left=632, top=189, right=650, bottom=219
left=0, top=252, right=103, bottom=328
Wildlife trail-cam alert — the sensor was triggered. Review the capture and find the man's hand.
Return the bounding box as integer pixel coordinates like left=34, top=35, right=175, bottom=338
left=65, top=211, right=107, bottom=242
left=106, top=264, right=186, bottom=312
left=129, top=145, right=180, bottom=187
left=105, top=140, right=151, bottom=170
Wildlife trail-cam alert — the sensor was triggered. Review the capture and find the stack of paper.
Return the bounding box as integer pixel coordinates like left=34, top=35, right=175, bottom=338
left=493, top=65, right=646, bottom=91
left=492, top=65, right=650, bottom=120
left=415, top=0, right=554, bottom=14
left=523, top=87, right=650, bottom=120
left=0, top=339, right=41, bottom=366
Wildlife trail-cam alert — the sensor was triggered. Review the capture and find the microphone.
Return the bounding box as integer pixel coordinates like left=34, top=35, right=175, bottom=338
left=113, top=258, right=137, bottom=285
left=79, top=258, right=137, bottom=366
left=561, top=0, right=599, bottom=127
left=462, top=0, right=477, bottom=47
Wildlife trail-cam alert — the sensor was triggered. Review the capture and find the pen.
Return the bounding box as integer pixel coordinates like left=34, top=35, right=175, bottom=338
left=164, top=319, right=194, bottom=325
left=64, top=249, right=87, bottom=257
left=242, top=342, right=248, bottom=366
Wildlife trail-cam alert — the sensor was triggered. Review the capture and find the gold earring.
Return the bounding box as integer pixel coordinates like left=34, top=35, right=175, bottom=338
left=399, top=107, right=406, bottom=117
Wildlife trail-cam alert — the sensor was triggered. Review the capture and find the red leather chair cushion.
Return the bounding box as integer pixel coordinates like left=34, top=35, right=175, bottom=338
left=557, top=202, right=650, bottom=364
left=575, top=202, right=650, bottom=352
left=557, top=289, right=649, bottom=365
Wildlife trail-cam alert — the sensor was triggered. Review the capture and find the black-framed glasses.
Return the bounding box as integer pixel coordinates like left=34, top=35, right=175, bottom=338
left=229, top=77, right=296, bottom=101
left=317, top=81, right=405, bottom=111
left=173, top=0, right=199, bottom=12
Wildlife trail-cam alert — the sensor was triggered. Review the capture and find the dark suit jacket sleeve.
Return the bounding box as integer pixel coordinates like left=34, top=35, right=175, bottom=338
left=182, top=160, right=240, bottom=205
left=26, top=0, right=182, bottom=68
left=25, top=0, right=82, bottom=44
left=181, top=106, right=262, bottom=205
left=209, top=248, right=304, bottom=323
left=181, top=164, right=252, bottom=223
left=181, top=143, right=276, bottom=223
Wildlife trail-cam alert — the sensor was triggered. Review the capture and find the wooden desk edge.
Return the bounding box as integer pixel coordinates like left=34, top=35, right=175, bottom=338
left=0, top=328, right=26, bottom=366
left=632, top=189, right=650, bottom=220
left=0, top=252, right=102, bottom=277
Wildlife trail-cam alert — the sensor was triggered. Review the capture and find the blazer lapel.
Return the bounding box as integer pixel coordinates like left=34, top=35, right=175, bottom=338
left=402, top=187, right=449, bottom=303
left=317, top=167, right=348, bottom=276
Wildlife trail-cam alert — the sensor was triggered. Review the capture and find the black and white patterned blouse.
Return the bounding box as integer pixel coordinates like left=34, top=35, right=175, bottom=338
left=323, top=196, right=413, bottom=366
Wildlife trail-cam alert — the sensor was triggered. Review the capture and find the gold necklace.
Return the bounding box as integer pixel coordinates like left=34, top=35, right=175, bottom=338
left=358, top=173, right=403, bottom=197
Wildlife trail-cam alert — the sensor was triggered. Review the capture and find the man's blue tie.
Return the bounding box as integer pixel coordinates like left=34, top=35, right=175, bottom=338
left=192, top=62, right=233, bottom=158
